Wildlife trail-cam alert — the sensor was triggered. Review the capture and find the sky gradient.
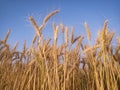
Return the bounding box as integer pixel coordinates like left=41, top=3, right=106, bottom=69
left=0, top=0, right=120, bottom=50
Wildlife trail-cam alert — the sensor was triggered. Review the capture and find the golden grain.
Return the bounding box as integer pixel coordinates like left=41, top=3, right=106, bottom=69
left=0, top=10, right=120, bottom=90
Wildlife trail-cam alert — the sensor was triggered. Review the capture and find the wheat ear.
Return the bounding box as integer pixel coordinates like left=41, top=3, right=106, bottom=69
left=84, top=22, right=91, bottom=41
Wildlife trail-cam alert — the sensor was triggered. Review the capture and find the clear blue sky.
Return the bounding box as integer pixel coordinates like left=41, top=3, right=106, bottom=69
left=0, top=0, right=120, bottom=50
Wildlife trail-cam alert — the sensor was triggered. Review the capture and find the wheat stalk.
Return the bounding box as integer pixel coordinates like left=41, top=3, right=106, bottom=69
left=32, top=34, right=38, bottom=45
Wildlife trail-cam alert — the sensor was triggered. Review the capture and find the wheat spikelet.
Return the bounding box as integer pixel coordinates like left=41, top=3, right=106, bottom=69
left=102, top=20, right=108, bottom=42
left=22, top=41, right=26, bottom=56
left=13, top=42, right=18, bottom=51
left=70, top=27, right=74, bottom=44
left=84, top=22, right=91, bottom=41
left=46, top=38, right=51, bottom=46
left=65, top=26, right=69, bottom=45
left=76, top=36, right=84, bottom=47
left=75, top=36, right=84, bottom=52
left=106, top=32, right=114, bottom=46
left=53, top=23, right=59, bottom=42
left=55, top=26, right=59, bottom=41
left=73, top=36, right=81, bottom=44
left=29, top=16, right=40, bottom=36
left=4, top=29, right=11, bottom=43
left=39, top=24, right=44, bottom=32
left=43, top=10, right=59, bottom=24
left=60, top=23, right=65, bottom=33
left=95, top=30, right=101, bottom=45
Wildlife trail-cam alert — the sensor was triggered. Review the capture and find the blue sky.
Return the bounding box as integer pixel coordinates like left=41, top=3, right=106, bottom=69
left=0, top=0, right=120, bottom=50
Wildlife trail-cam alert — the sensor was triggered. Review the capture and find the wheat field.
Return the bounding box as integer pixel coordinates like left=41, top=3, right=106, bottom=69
left=0, top=10, right=120, bottom=90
